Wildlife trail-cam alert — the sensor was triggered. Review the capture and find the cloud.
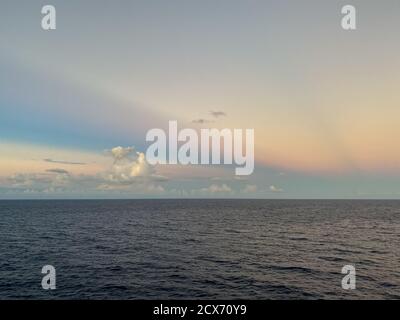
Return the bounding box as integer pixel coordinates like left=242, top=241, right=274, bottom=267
left=44, top=158, right=86, bottom=165
left=210, top=176, right=248, bottom=182
left=192, top=119, right=214, bottom=124
left=103, top=146, right=155, bottom=184
left=1, top=144, right=261, bottom=197
left=106, top=146, right=135, bottom=163
left=1, top=146, right=165, bottom=196
left=191, top=110, right=226, bottom=125
left=200, top=183, right=233, bottom=194
left=270, top=185, right=284, bottom=193
left=6, top=171, right=72, bottom=193
left=209, top=110, right=227, bottom=118
left=46, top=168, right=70, bottom=175
left=9, top=173, right=52, bottom=188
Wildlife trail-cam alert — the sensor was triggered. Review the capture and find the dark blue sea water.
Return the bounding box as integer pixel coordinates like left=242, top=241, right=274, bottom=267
left=0, top=200, right=399, bottom=299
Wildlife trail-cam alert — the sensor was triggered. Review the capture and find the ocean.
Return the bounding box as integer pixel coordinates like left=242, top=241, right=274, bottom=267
left=0, top=199, right=399, bottom=299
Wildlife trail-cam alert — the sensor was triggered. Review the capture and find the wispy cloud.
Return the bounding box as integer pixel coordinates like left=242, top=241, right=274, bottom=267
left=46, top=168, right=70, bottom=175
left=1, top=147, right=167, bottom=196
left=192, top=119, right=214, bottom=124
left=209, top=110, right=227, bottom=118
left=191, top=110, right=226, bottom=124
left=44, top=158, right=86, bottom=165
left=200, top=184, right=233, bottom=194
left=6, top=171, right=72, bottom=193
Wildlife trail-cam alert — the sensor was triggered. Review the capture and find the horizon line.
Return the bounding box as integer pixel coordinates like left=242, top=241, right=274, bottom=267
left=1, top=198, right=400, bottom=201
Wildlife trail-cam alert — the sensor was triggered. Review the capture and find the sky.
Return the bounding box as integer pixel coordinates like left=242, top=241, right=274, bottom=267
left=1, top=0, right=400, bottom=199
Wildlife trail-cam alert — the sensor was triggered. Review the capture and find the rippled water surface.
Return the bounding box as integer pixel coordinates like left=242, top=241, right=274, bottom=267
left=0, top=199, right=399, bottom=299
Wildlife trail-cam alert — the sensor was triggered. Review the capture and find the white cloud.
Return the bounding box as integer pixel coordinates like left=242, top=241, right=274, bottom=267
left=6, top=170, right=71, bottom=193
left=107, top=146, right=135, bottom=162
left=0, top=146, right=166, bottom=196
left=103, top=146, right=155, bottom=184
left=201, top=183, right=233, bottom=194
left=270, top=185, right=284, bottom=193
left=210, top=175, right=248, bottom=182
